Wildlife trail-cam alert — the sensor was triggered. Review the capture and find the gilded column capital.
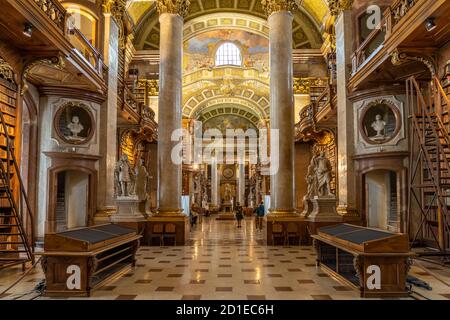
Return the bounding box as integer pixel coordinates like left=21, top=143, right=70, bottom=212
left=156, top=0, right=191, bottom=18
left=102, top=0, right=126, bottom=19
left=327, top=0, right=353, bottom=17
left=261, top=0, right=297, bottom=16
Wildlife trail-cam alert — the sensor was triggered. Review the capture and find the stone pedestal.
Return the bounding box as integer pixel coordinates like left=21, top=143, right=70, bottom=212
left=110, top=197, right=146, bottom=222
left=306, top=197, right=342, bottom=223
left=301, top=197, right=313, bottom=217
left=303, top=197, right=343, bottom=244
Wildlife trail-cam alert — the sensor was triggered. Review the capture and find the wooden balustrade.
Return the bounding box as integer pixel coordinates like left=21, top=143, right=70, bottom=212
left=33, top=0, right=67, bottom=32
left=351, top=25, right=386, bottom=74
left=351, top=0, right=423, bottom=75
left=68, top=28, right=103, bottom=76
left=389, top=0, right=418, bottom=30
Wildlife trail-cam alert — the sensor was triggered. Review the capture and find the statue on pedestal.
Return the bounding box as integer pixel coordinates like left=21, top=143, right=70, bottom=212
left=224, top=183, right=232, bottom=202
left=305, top=155, right=318, bottom=198
left=134, top=158, right=149, bottom=201
left=112, top=155, right=147, bottom=223
left=302, top=151, right=340, bottom=222
left=315, top=152, right=333, bottom=197
left=114, top=154, right=134, bottom=197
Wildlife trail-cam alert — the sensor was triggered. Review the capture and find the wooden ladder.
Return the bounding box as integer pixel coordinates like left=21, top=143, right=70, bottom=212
left=407, top=76, right=450, bottom=256
left=0, top=110, right=34, bottom=269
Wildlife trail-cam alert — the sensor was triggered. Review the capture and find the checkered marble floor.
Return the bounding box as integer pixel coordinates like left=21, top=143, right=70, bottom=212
left=1, top=217, right=450, bottom=300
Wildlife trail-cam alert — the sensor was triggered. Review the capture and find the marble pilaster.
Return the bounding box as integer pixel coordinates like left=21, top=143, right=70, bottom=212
left=335, top=8, right=358, bottom=217
left=238, top=163, right=245, bottom=205
left=265, top=4, right=296, bottom=216
left=96, top=13, right=119, bottom=219
left=156, top=10, right=184, bottom=215
left=211, top=161, right=219, bottom=207
left=262, top=1, right=304, bottom=244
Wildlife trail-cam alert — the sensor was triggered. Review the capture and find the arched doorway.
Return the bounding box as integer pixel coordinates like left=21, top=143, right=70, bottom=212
left=54, top=170, right=90, bottom=232
left=364, top=169, right=398, bottom=231
left=45, top=155, right=99, bottom=234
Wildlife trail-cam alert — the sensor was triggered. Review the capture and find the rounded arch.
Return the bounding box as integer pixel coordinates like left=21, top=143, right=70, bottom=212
left=193, top=102, right=264, bottom=127
left=214, top=42, right=242, bottom=67
left=183, top=89, right=269, bottom=120
left=62, top=2, right=99, bottom=47
left=133, top=3, right=324, bottom=50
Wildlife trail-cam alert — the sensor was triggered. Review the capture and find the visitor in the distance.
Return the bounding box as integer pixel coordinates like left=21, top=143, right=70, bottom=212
left=256, top=201, right=265, bottom=230
left=235, top=202, right=244, bottom=228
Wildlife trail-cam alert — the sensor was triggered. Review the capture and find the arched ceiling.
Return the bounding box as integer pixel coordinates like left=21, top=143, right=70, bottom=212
left=128, top=0, right=328, bottom=50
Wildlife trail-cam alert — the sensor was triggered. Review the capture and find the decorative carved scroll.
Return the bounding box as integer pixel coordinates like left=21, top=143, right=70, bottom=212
left=391, top=49, right=436, bottom=77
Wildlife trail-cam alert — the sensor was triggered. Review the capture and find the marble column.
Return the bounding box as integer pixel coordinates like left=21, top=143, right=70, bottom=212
left=156, top=2, right=188, bottom=215
left=238, top=163, right=245, bottom=205
left=264, top=0, right=296, bottom=215
left=96, top=11, right=120, bottom=220
left=211, top=162, right=219, bottom=207
left=334, top=4, right=358, bottom=217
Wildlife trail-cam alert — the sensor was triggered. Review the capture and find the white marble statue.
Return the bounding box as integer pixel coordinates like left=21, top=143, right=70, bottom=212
left=134, top=158, right=149, bottom=201
left=371, top=114, right=386, bottom=138
left=305, top=155, right=318, bottom=198
left=315, top=152, right=333, bottom=197
left=115, top=154, right=134, bottom=197
left=224, top=183, right=232, bottom=203
left=66, top=116, right=84, bottom=141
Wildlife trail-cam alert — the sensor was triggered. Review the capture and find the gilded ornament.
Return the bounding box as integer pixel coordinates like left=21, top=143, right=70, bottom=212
left=261, top=0, right=296, bottom=16
left=0, top=57, right=15, bottom=83
left=156, top=0, right=191, bottom=18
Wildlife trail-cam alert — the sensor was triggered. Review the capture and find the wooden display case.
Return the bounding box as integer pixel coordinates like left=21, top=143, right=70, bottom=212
left=312, top=224, right=414, bottom=298
left=42, top=224, right=141, bottom=297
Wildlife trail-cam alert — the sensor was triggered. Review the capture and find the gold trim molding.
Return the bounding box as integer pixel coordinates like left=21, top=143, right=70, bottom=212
left=268, top=208, right=297, bottom=216
left=156, top=0, right=191, bottom=18
left=327, top=0, right=353, bottom=16
left=293, top=77, right=327, bottom=94
left=261, top=0, right=297, bottom=16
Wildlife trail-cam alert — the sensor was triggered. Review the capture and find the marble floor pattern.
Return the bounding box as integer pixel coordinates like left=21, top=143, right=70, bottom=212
left=1, top=217, right=450, bottom=300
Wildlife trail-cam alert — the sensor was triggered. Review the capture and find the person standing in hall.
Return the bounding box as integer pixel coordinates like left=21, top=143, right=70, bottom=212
left=256, top=201, right=265, bottom=230
left=235, top=202, right=244, bottom=228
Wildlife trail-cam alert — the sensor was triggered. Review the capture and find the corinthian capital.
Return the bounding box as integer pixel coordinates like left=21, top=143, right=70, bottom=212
left=156, top=0, right=191, bottom=17
left=327, top=0, right=353, bottom=16
left=103, top=0, right=126, bottom=17
left=261, top=0, right=297, bottom=16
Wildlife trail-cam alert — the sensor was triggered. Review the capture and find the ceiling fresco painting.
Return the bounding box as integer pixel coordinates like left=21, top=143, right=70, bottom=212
left=183, top=29, right=269, bottom=74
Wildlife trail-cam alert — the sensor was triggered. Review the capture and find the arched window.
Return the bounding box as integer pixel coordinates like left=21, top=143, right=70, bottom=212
left=215, top=42, right=242, bottom=66
left=65, top=5, right=98, bottom=47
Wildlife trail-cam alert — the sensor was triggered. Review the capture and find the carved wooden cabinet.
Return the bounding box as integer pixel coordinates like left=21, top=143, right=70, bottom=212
left=312, top=224, right=414, bottom=298
left=42, top=224, right=141, bottom=297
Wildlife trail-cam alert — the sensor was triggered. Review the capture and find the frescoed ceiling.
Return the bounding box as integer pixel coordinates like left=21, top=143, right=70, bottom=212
left=127, top=0, right=329, bottom=50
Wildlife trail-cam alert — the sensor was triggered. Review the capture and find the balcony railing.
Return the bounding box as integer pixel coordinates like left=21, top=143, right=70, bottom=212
left=68, top=28, right=103, bottom=75
left=389, top=0, right=418, bottom=31
left=351, top=0, right=422, bottom=75
left=33, top=0, right=66, bottom=33
left=351, top=24, right=386, bottom=74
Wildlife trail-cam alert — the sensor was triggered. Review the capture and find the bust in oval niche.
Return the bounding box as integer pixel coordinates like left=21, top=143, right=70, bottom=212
left=55, top=102, right=95, bottom=145
left=361, top=100, right=400, bottom=144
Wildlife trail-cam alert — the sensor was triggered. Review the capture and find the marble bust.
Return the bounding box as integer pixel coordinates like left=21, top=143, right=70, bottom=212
left=66, top=116, right=84, bottom=141
left=371, top=114, right=386, bottom=139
